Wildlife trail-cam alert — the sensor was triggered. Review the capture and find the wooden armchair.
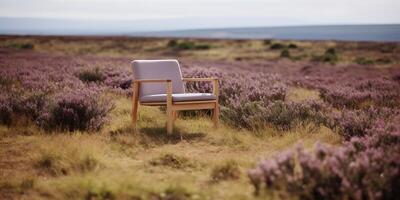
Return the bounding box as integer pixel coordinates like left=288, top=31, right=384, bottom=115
left=131, top=60, right=219, bottom=134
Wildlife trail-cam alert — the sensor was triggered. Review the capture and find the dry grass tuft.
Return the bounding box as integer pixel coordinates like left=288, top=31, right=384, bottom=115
left=286, top=87, right=320, bottom=102
left=33, top=135, right=107, bottom=176
left=149, top=185, right=193, bottom=200
left=149, top=153, right=194, bottom=169
left=211, top=160, right=241, bottom=182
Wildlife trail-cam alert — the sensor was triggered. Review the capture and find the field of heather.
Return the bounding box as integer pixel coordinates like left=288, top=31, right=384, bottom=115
left=1, top=36, right=400, bottom=200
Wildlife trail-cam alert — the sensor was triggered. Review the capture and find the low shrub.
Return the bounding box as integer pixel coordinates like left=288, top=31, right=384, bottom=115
left=0, top=88, right=48, bottom=125
left=320, top=86, right=368, bottom=109
left=270, top=43, right=285, bottom=50
left=103, top=67, right=134, bottom=94
left=211, top=160, right=241, bottom=182
left=325, top=47, right=336, bottom=55
left=194, top=44, right=211, bottom=50
left=312, top=48, right=338, bottom=64
left=320, top=79, right=400, bottom=109
left=221, top=100, right=330, bottom=131
left=265, top=101, right=329, bottom=131
left=330, top=107, right=398, bottom=140
left=167, top=40, right=178, bottom=48
left=323, top=48, right=338, bottom=63
left=20, top=91, right=49, bottom=120
left=380, top=45, right=395, bottom=53
left=37, top=88, right=113, bottom=131
left=248, top=124, right=400, bottom=199
left=263, top=40, right=272, bottom=45
left=221, top=102, right=267, bottom=131
left=288, top=43, right=298, bottom=49
left=393, top=73, right=400, bottom=82
left=183, top=67, right=287, bottom=107
left=11, top=43, right=34, bottom=49
left=234, top=57, right=243, bottom=61
left=175, top=41, right=196, bottom=50
left=77, top=68, right=105, bottom=83
left=355, top=57, right=374, bottom=65
left=375, top=57, right=392, bottom=64
left=280, top=49, right=290, bottom=58
left=0, top=95, right=13, bottom=125
left=167, top=40, right=211, bottom=51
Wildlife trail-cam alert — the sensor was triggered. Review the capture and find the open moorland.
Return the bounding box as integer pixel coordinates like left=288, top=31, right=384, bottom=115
left=0, top=35, right=400, bottom=200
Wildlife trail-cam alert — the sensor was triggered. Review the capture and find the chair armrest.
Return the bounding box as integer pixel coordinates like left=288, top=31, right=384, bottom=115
left=134, top=79, right=171, bottom=83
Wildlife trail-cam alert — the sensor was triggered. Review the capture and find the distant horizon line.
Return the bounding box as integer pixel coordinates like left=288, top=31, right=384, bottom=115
left=0, top=16, right=399, bottom=33
left=1, top=18, right=400, bottom=42
left=144, top=23, right=400, bottom=33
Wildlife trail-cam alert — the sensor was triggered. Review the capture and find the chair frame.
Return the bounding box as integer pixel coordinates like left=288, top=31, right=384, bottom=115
left=131, top=77, right=219, bottom=134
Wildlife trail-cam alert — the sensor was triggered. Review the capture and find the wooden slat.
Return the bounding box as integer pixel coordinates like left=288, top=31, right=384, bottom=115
left=134, top=79, right=171, bottom=83
left=140, top=102, right=166, bottom=106
left=140, top=100, right=217, bottom=106
left=175, top=100, right=216, bottom=104
left=172, top=102, right=215, bottom=111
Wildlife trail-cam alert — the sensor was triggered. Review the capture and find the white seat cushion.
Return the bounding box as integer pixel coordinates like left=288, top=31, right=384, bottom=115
left=140, top=93, right=216, bottom=103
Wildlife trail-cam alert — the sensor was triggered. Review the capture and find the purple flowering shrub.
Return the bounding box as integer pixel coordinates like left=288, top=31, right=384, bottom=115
left=183, top=67, right=287, bottom=106
left=220, top=101, right=268, bottom=130
left=0, top=53, right=129, bottom=130
left=330, top=107, right=399, bottom=140
left=103, top=67, right=134, bottom=95
left=183, top=67, right=294, bottom=129
left=38, top=88, right=114, bottom=131
left=183, top=68, right=339, bottom=131
left=264, top=100, right=329, bottom=131
left=0, top=86, right=48, bottom=125
left=0, top=93, right=13, bottom=125
left=248, top=122, right=400, bottom=199
left=221, top=100, right=330, bottom=131
left=320, top=79, right=400, bottom=109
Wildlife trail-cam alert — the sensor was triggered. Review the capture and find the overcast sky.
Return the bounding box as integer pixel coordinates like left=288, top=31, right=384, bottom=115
left=0, top=0, right=399, bottom=31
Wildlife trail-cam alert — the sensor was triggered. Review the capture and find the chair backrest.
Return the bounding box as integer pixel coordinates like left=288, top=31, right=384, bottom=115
left=131, top=60, right=185, bottom=97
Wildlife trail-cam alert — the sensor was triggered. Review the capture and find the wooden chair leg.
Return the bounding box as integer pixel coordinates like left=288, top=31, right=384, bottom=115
left=173, top=110, right=178, bottom=122
left=166, top=107, right=173, bottom=134
left=213, top=102, right=219, bottom=128
left=131, top=82, right=139, bottom=131
left=166, top=81, right=173, bottom=134
left=212, top=78, right=220, bottom=128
